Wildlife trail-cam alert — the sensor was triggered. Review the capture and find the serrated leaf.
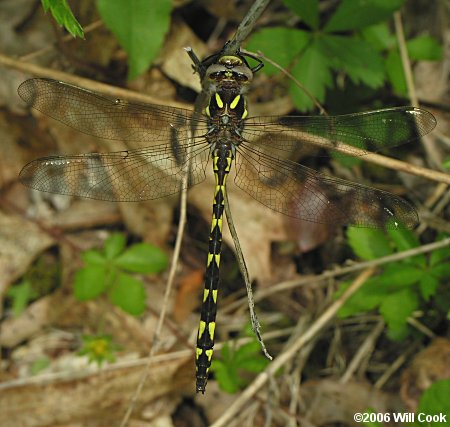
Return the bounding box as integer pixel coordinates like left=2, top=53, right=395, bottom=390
left=234, top=341, right=261, bottom=364
left=324, top=0, right=404, bottom=33
left=41, top=0, right=84, bottom=38
left=282, top=0, right=319, bottom=29
left=82, top=249, right=106, bottom=265
left=108, top=272, right=146, bottom=315
left=319, top=34, right=385, bottom=88
left=245, top=28, right=311, bottom=76
left=347, top=227, right=392, bottom=260
left=429, top=241, right=450, bottom=266
left=430, top=263, right=450, bottom=280
left=115, top=243, right=168, bottom=273
left=361, top=22, right=396, bottom=51
left=104, top=233, right=126, bottom=259
left=290, top=41, right=333, bottom=111
left=419, top=274, right=439, bottom=301
left=385, top=50, right=407, bottom=96
left=407, top=35, right=443, bottom=61
left=337, top=277, right=390, bottom=317
left=379, top=263, right=423, bottom=287
left=7, top=280, right=38, bottom=317
left=379, top=288, right=418, bottom=338
left=97, top=0, right=172, bottom=79
left=74, top=265, right=108, bottom=300
left=237, top=356, right=270, bottom=373
left=211, top=360, right=240, bottom=393
left=417, top=380, right=450, bottom=427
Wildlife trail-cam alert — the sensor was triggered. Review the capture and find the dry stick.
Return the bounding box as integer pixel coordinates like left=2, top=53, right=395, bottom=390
left=119, top=134, right=192, bottom=427
left=340, top=319, right=385, bottom=384
left=224, top=236, right=450, bottom=310
left=211, top=267, right=376, bottom=427
left=223, top=189, right=272, bottom=361
left=242, top=49, right=327, bottom=115
left=394, top=11, right=418, bottom=107
left=20, top=20, right=103, bottom=62
left=0, top=53, right=189, bottom=109
left=224, top=0, right=271, bottom=55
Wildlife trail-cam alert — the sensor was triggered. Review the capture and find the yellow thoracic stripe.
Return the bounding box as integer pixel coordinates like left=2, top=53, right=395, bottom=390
left=230, top=95, right=240, bottom=109
left=215, top=93, right=224, bottom=109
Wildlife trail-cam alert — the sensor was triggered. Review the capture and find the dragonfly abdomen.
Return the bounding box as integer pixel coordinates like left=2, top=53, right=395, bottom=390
left=195, top=145, right=233, bottom=393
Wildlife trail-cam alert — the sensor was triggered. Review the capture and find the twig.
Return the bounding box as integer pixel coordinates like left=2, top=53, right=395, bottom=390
left=211, top=267, right=376, bottom=427
left=242, top=48, right=327, bottom=115
left=340, top=319, right=385, bottom=383
left=394, top=12, right=418, bottom=107
left=223, top=187, right=272, bottom=360
left=119, top=132, right=192, bottom=427
left=225, top=236, right=450, bottom=308
left=0, top=53, right=189, bottom=109
left=224, top=0, right=271, bottom=55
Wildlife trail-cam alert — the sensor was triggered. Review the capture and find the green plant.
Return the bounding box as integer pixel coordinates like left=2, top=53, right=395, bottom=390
left=78, top=334, right=119, bottom=365
left=74, top=233, right=168, bottom=316
left=96, top=0, right=172, bottom=79
left=6, top=280, right=38, bottom=317
left=415, top=379, right=450, bottom=426
left=41, top=0, right=84, bottom=38
left=246, top=0, right=442, bottom=111
left=211, top=324, right=270, bottom=393
left=337, top=228, right=450, bottom=340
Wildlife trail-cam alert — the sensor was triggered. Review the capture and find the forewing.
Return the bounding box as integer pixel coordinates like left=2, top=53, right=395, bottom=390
left=242, top=107, right=436, bottom=159
left=18, top=78, right=209, bottom=143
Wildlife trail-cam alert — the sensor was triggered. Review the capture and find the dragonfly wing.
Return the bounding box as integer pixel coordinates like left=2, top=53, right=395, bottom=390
left=235, top=145, right=418, bottom=228
left=18, top=78, right=209, bottom=143
left=20, top=141, right=210, bottom=201
left=243, top=107, right=436, bottom=158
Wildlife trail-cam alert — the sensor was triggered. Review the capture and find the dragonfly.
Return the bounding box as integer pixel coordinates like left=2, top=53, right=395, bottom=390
left=18, top=49, right=436, bottom=393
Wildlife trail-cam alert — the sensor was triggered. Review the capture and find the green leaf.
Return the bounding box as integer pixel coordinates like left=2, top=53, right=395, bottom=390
left=324, top=0, right=404, bottom=33
left=30, top=357, right=51, bottom=375
left=96, top=0, right=172, bottom=80
left=419, top=274, right=439, bottom=301
left=385, top=50, right=407, bottom=96
left=430, top=263, right=450, bottom=280
left=81, top=249, right=106, bottom=265
left=347, top=227, right=392, bottom=260
left=360, top=22, right=396, bottom=51
left=108, top=272, right=146, bottom=315
left=387, top=226, right=426, bottom=267
left=417, top=379, right=450, bottom=427
left=104, top=233, right=126, bottom=259
left=319, top=34, right=385, bottom=88
left=379, top=263, right=423, bottom=287
left=41, top=0, right=84, bottom=38
left=386, top=224, right=420, bottom=250
left=337, top=277, right=390, bottom=317
left=430, top=241, right=450, bottom=266
left=407, top=35, right=443, bottom=61
left=245, top=28, right=311, bottom=75
left=74, top=265, right=108, bottom=300
left=443, top=157, right=450, bottom=169
left=282, top=0, right=319, bottom=29
left=290, top=40, right=333, bottom=111
left=212, top=359, right=240, bottom=394
left=7, top=280, right=38, bottom=316
left=115, top=243, right=168, bottom=273
left=379, top=288, right=418, bottom=339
